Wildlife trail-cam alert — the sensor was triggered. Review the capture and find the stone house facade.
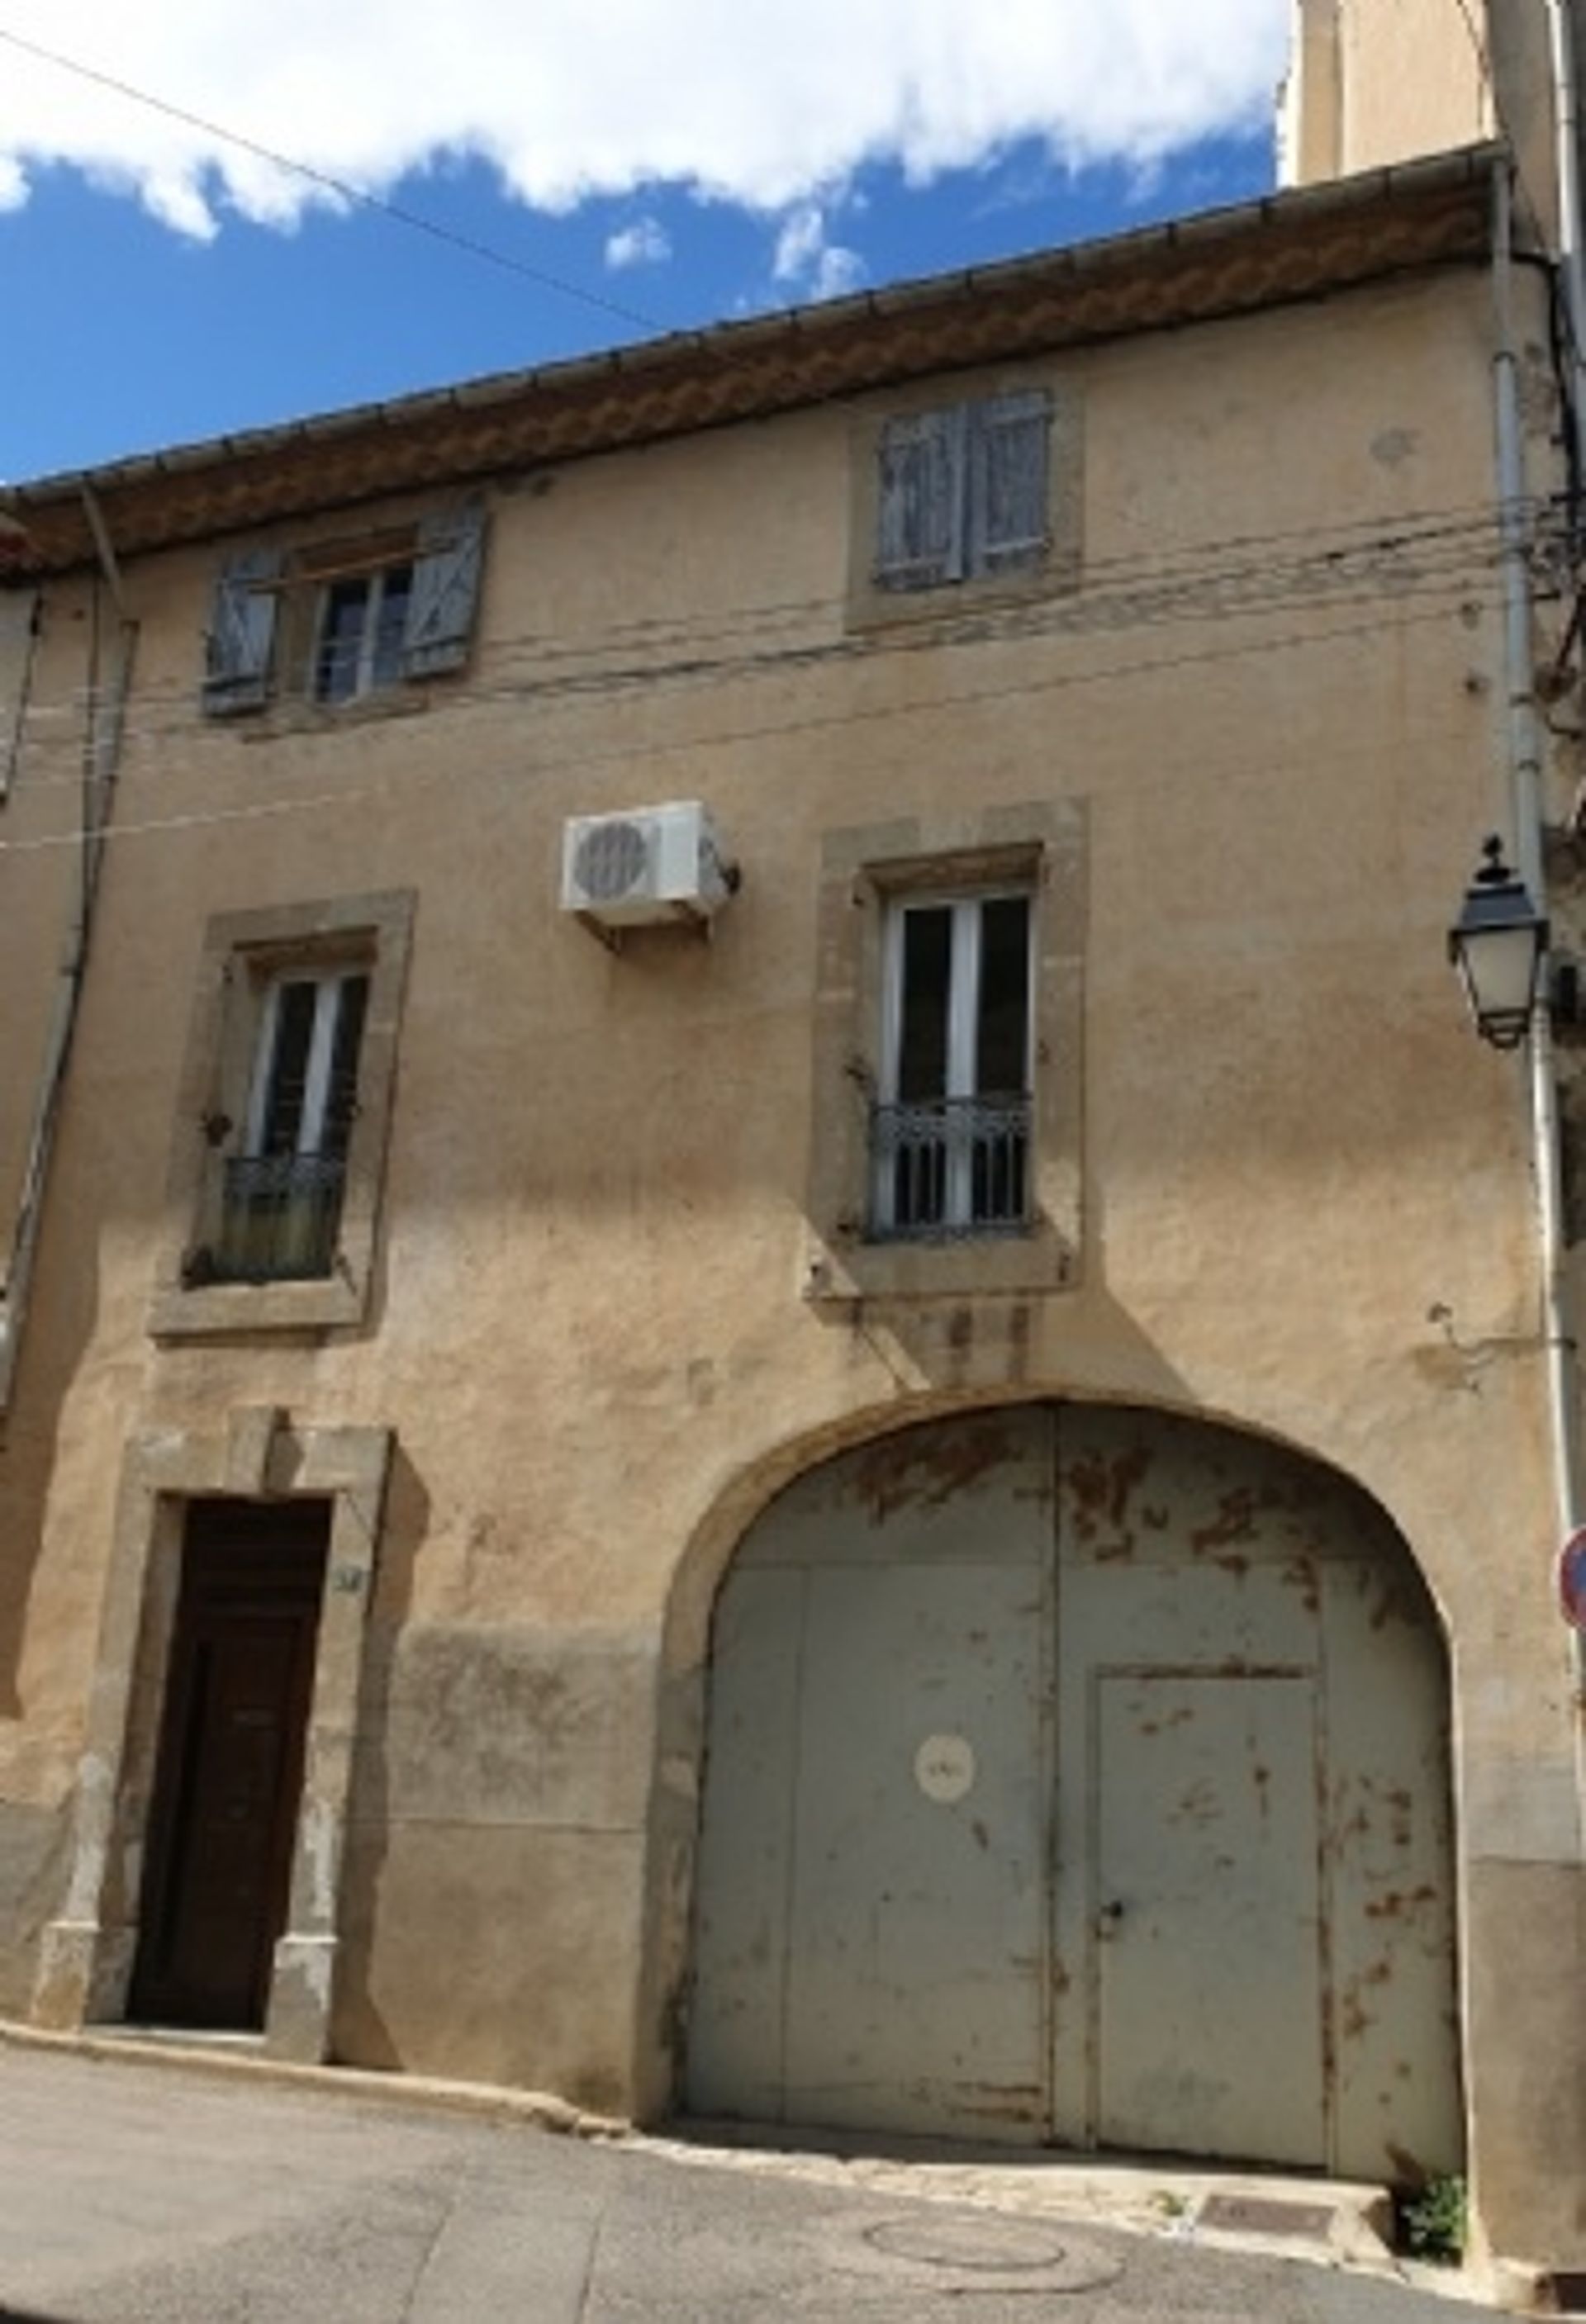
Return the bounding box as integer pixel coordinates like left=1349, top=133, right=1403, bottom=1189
left=1, top=126, right=1583, bottom=2276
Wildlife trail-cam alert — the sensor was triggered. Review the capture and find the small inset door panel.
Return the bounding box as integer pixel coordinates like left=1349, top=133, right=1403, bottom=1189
left=1095, top=1672, right=1325, bottom=2165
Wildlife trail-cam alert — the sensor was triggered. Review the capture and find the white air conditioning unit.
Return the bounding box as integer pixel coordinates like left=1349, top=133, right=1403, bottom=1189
left=561, top=800, right=734, bottom=929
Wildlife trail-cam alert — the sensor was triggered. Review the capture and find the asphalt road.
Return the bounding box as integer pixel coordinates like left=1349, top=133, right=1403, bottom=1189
left=0, top=2046, right=1472, bottom=2322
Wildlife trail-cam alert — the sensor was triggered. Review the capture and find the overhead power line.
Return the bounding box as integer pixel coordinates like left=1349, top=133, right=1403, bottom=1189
left=2, top=553, right=1511, bottom=781
left=4, top=492, right=1542, bottom=763
left=0, top=22, right=677, bottom=341
left=0, top=589, right=1508, bottom=858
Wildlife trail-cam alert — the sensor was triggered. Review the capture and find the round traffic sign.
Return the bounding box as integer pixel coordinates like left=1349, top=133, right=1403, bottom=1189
left=1560, top=1529, right=1586, bottom=1630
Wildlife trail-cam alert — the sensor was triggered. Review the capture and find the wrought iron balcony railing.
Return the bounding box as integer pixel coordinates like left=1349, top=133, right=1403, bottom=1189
left=870, top=1093, right=1031, bottom=1241
left=212, top=1151, right=347, bottom=1283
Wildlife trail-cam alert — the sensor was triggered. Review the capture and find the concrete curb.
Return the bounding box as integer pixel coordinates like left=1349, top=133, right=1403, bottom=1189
left=0, top=2015, right=630, bottom=2143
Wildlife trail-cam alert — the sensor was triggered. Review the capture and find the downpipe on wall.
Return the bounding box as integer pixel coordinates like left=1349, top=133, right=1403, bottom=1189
left=1544, top=0, right=1586, bottom=443
left=0, top=491, right=136, bottom=1417
left=1490, top=156, right=1586, bottom=1714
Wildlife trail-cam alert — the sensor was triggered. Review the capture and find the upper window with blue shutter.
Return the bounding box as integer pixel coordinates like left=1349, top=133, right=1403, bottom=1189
left=852, top=377, right=1079, bottom=627
left=200, top=496, right=487, bottom=718
left=875, top=391, right=1050, bottom=592
left=203, top=548, right=283, bottom=716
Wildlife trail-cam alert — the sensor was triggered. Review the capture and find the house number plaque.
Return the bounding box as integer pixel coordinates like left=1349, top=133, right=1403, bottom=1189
left=914, top=1734, right=976, bottom=1804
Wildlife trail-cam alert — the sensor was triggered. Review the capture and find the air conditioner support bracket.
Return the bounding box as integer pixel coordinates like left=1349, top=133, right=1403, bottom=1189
left=577, top=911, right=625, bottom=954
left=574, top=905, right=717, bottom=951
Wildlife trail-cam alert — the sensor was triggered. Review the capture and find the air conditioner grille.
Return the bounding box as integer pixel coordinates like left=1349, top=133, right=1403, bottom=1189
left=575, top=819, right=650, bottom=902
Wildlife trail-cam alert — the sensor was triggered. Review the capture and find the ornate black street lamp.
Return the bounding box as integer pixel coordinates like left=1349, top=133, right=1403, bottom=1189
left=1448, top=835, right=1550, bottom=1049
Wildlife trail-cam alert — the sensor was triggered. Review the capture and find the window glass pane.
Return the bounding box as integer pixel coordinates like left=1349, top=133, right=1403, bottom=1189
left=897, top=906, right=952, bottom=1101
left=259, top=981, right=319, bottom=1155
left=321, top=975, right=370, bottom=1159
left=315, top=579, right=370, bottom=703
left=976, top=896, right=1030, bottom=1096
left=370, top=567, right=413, bottom=691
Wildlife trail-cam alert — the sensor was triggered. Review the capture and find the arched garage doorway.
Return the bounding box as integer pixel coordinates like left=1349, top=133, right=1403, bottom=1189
left=685, top=1404, right=1461, bottom=2181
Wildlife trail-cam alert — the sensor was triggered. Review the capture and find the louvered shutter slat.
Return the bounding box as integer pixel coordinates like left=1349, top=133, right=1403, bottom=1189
left=970, top=390, right=1050, bottom=575
left=401, top=497, right=487, bottom=680
left=876, top=410, right=964, bottom=589
left=0, top=588, right=38, bottom=800
left=202, top=548, right=281, bottom=716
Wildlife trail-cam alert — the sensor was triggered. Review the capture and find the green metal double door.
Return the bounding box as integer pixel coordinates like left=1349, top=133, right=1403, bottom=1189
left=687, top=1405, right=1460, bottom=2179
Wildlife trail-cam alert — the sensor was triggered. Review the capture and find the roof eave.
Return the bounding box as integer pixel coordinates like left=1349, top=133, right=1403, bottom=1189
left=0, top=141, right=1503, bottom=581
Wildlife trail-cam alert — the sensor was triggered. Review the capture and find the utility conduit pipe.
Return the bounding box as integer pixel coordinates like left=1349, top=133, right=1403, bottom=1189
left=0, top=495, right=135, bottom=1416
left=1490, top=155, right=1586, bottom=1706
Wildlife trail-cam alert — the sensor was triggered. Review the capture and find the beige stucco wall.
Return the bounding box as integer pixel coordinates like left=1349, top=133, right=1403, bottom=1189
left=1280, top=0, right=1562, bottom=249
left=0, top=254, right=1582, bottom=2266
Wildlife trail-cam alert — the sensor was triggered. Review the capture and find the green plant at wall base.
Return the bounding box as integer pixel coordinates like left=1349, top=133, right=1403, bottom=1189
left=1397, top=2175, right=1467, bottom=2265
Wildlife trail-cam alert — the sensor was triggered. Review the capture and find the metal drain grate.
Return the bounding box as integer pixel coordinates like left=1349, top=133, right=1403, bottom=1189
left=1197, top=2195, right=1337, bottom=2240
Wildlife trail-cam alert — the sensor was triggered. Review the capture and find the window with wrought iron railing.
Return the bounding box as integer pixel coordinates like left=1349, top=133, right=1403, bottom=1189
left=871, top=890, right=1033, bottom=1240
left=211, top=969, right=368, bottom=1284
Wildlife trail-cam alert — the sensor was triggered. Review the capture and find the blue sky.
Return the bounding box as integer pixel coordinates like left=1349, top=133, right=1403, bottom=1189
left=1, top=7, right=1286, bottom=483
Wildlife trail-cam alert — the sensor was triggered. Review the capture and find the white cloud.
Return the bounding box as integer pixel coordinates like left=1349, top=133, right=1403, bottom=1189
left=605, top=215, right=672, bottom=269
left=0, top=154, right=28, bottom=211
left=772, top=202, right=866, bottom=301
left=815, top=244, right=867, bottom=298
left=0, top=2, right=1286, bottom=239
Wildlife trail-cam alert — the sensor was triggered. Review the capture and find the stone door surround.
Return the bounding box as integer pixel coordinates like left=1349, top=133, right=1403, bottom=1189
left=32, top=1407, right=391, bottom=2061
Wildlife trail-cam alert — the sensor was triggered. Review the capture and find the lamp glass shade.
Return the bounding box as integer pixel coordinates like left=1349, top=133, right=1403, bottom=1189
left=1447, top=837, right=1548, bottom=1049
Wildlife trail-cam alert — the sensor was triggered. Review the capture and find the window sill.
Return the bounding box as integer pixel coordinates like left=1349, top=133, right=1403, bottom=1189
left=148, top=1272, right=365, bottom=1339
left=845, top=555, right=1077, bottom=635
left=802, top=1216, right=1078, bottom=1305
left=236, top=689, right=433, bottom=742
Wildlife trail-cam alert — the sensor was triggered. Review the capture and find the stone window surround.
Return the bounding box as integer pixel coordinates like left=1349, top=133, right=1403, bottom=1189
left=31, top=1407, right=392, bottom=2063
left=149, top=889, right=415, bottom=1339
left=803, top=797, right=1087, bottom=1304
left=845, top=364, right=1085, bottom=631
left=202, top=496, right=487, bottom=731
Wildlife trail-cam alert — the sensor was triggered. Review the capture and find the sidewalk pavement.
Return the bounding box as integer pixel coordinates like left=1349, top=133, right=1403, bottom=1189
left=0, top=2018, right=1549, bottom=2321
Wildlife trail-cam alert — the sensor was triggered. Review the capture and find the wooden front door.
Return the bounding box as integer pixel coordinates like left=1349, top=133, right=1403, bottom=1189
left=131, top=1501, right=330, bottom=2030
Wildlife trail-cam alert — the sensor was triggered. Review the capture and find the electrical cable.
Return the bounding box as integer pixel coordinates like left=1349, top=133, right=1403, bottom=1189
left=0, top=586, right=1517, bottom=857
left=1, top=557, right=1516, bottom=786
left=0, top=545, right=1523, bottom=791
left=0, top=23, right=683, bottom=344
left=1, top=491, right=1549, bottom=763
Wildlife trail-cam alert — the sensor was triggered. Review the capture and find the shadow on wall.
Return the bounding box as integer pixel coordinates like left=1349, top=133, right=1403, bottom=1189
left=325, top=1442, right=430, bottom=2073
left=669, top=1257, right=1201, bottom=1670
left=0, top=1191, right=107, bottom=1717
left=634, top=1232, right=1204, bottom=2119
left=0, top=1093, right=406, bottom=1724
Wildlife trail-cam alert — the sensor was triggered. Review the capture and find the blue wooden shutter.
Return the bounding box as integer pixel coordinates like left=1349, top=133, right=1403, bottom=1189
left=401, top=497, right=486, bottom=680
left=969, top=391, right=1050, bottom=575
left=202, top=548, right=281, bottom=715
left=875, top=409, right=965, bottom=589
left=0, top=587, right=39, bottom=801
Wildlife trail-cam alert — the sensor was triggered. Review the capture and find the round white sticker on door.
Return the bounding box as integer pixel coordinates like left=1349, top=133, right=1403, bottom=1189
left=914, top=1733, right=976, bottom=1804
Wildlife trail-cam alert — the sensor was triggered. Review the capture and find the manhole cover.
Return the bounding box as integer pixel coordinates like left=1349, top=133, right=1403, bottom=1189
left=1198, top=2195, right=1337, bottom=2240
left=865, top=2217, right=1071, bottom=2271
left=831, top=2212, right=1127, bottom=2296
